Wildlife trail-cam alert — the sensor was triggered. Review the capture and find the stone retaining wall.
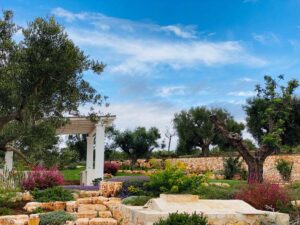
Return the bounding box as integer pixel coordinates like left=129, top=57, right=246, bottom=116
left=167, top=154, right=300, bottom=182
left=110, top=154, right=300, bottom=182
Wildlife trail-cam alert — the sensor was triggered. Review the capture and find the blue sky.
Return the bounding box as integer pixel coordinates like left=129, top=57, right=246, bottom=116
left=2, top=0, right=300, bottom=144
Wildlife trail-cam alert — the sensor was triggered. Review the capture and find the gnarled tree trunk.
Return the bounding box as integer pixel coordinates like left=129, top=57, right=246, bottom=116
left=246, top=159, right=264, bottom=183
left=210, top=115, right=273, bottom=183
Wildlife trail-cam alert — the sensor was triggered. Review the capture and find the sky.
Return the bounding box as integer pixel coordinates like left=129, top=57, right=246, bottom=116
left=1, top=0, right=300, bottom=148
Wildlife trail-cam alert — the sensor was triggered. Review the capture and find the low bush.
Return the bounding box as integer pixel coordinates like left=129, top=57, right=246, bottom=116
left=235, top=183, right=290, bottom=211
left=0, top=207, right=11, bottom=216
left=122, top=195, right=152, bottom=206
left=22, top=165, right=64, bottom=190
left=104, top=162, right=119, bottom=175
left=39, top=211, right=75, bottom=225
left=147, top=162, right=207, bottom=195
left=32, top=186, right=74, bottom=202
left=115, top=176, right=150, bottom=198
left=153, top=212, right=208, bottom=225
left=223, top=157, right=246, bottom=180
left=276, top=159, right=293, bottom=181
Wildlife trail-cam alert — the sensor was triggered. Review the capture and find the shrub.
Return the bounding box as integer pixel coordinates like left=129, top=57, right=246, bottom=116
left=115, top=176, right=150, bottom=198
left=122, top=195, right=152, bottom=206
left=223, top=157, right=246, bottom=180
left=276, top=159, right=293, bottom=181
left=147, top=162, right=207, bottom=195
left=104, top=162, right=119, bottom=175
left=39, top=211, right=75, bottom=225
left=22, top=165, right=64, bottom=190
left=0, top=207, right=11, bottom=216
left=153, top=212, right=208, bottom=225
left=32, top=186, right=74, bottom=202
left=0, top=168, right=24, bottom=190
left=235, top=183, right=290, bottom=210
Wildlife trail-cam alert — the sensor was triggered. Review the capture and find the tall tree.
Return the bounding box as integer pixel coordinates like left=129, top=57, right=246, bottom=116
left=245, top=94, right=300, bottom=147
left=174, top=107, right=244, bottom=156
left=114, top=127, right=161, bottom=164
left=211, top=75, right=299, bottom=183
left=0, top=11, right=105, bottom=162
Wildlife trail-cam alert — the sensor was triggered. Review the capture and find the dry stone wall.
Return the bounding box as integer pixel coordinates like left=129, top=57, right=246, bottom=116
left=168, top=154, right=300, bottom=182
left=111, top=154, right=300, bottom=182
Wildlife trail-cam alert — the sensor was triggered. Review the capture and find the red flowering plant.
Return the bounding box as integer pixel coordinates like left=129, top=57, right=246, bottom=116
left=104, top=162, right=119, bottom=176
left=22, top=165, right=64, bottom=191
left=235, top=182, right=290, bottom=211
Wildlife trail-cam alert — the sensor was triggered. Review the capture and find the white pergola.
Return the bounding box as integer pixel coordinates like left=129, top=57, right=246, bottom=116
left=4, top=116, right=115, bottom=186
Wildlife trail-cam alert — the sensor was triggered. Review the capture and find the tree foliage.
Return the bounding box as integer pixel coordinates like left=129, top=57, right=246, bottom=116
left=174, top=107, right=244, bottom=156
left=0, top=11, right=105, bottom=162
left=114, top=127, right=161, bottom=163
left=245, top=92, right=300, bottom=147
left=211, top=75, right=299, bottom=183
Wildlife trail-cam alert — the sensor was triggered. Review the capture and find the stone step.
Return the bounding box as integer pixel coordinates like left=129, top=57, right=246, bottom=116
left=73, top=210, right=112, bottom=219
left=73, top=217, right=117, bottom=225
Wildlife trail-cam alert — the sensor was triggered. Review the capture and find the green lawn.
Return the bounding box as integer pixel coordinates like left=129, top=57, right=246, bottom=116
left=61, top=167, right=85, bottom=180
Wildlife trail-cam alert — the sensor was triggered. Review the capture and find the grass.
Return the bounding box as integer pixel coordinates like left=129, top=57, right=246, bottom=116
left=61, top=167, right=85, bottom=180
left=194, top=179, right=246, bottom=200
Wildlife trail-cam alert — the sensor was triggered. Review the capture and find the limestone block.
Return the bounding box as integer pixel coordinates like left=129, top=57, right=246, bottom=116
left=77, top=197, right=93, bottom=204
left=23, top=202, right=42, bottom=212
left=0, top=215, right=28, bottom=225
left=66, top=201, right=78, bottom=212
left=78, top=204, right=107, bottom=212
left=41, top=202, right=54, bottom=210
left=91, top=196, right=109, bottom=204
left=209, top=182, right=231, bottom=188
left=75, top=210, right=98, bottom=219
left=291, top=200, right=300, bottom=208
left=28, top=216, right=40, bottom=225
left=75, top=218, right=90, bottom=225
left=98, top=211, right=112, bottom=218
left=89, top=218, right=117, bottom=225
left=53, top=201, right=66, bottom=211
left=65, top=221, right=75, bottom=225
left=22, top=192, right=33, bottom=201
left=100, top=181, right=123, bottom=197
left=79, top=191, right=101, bottom=198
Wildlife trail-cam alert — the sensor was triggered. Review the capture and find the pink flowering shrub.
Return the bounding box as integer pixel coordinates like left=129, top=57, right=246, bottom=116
left=22, top=165, right=64, bottom=190
left=104, top=162, right=119, bottom=176
left=235, top=182, right=290, bottom=210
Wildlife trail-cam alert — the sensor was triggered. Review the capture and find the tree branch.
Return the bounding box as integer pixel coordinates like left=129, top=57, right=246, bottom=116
left=209, top=115, right=255, bottom=164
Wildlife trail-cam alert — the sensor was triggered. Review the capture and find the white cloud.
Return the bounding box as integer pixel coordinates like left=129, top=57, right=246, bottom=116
left=157, top=86, right=187, bottom=97
left=51, top=7, right=87, bottom=22
left=68, top=28, right=266, bottom=74
left=252, top=32, right=279, bottom=45
left=51, top=7, right=266, bottom=75
left=227, top=91, right=256, bottom=97
left=161, top=25, right=197, bottom=39
left=240, top=77, right=257, bottom=82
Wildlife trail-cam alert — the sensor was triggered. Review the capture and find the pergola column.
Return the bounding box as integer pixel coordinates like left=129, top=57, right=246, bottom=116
left=4, top=151, right=13, bottom=171
left=86, top=135, right=94, bottom=170
left=95, top=123, right=105, bottom=179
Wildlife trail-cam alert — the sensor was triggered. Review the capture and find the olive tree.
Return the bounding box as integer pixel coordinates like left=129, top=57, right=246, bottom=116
left=0, top=11, right=105, bottom=162
left=211, top=75, right=299, bottom=183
